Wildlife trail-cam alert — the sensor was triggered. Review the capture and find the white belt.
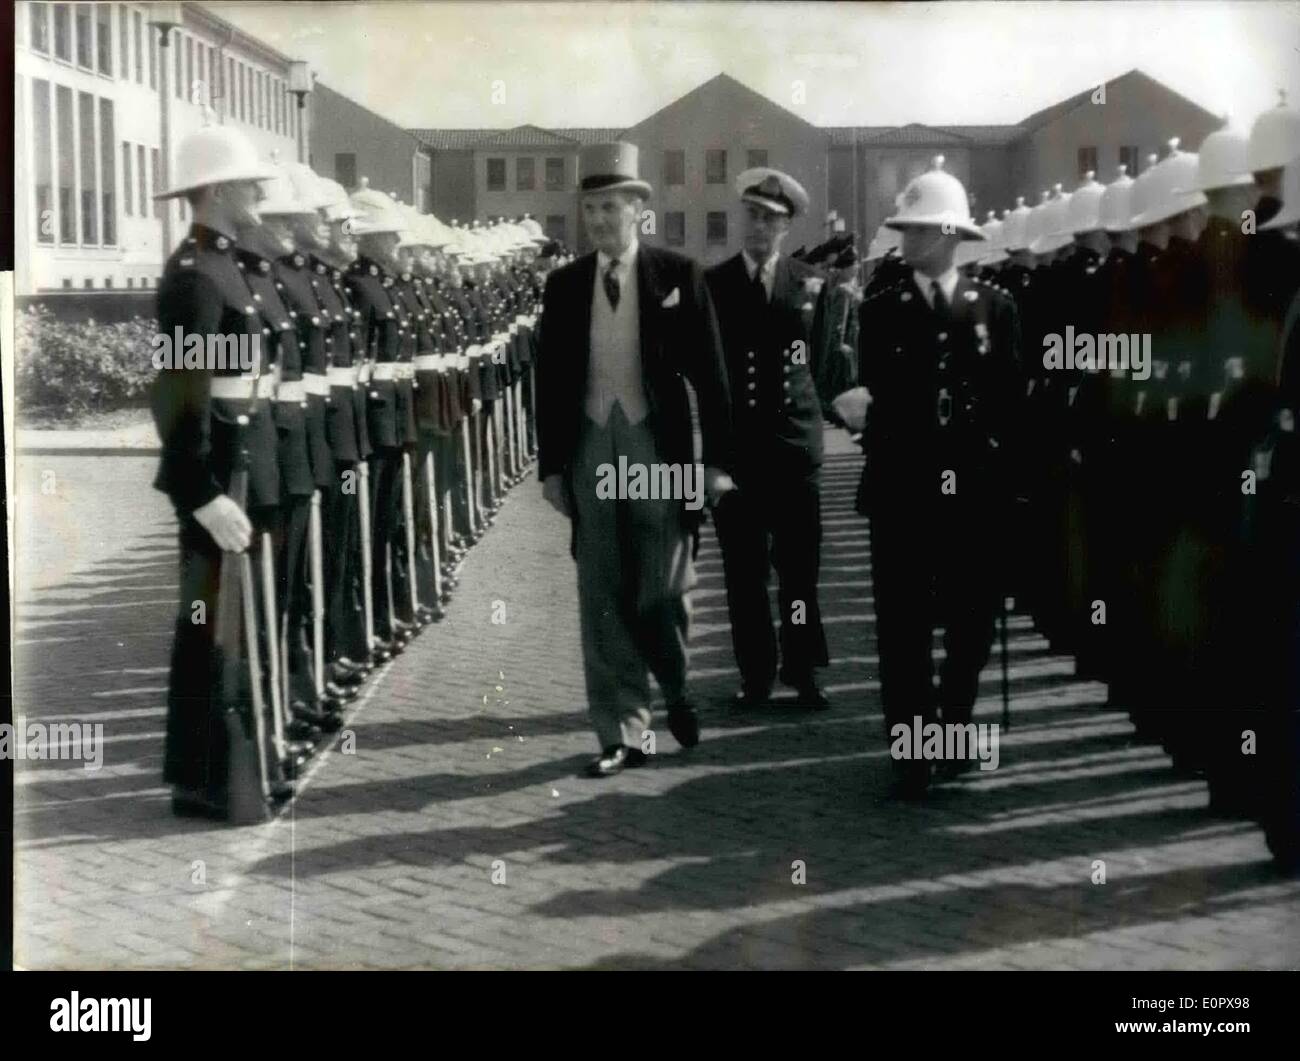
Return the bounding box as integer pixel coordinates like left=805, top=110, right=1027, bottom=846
left=303, top=372, right=331, bottom=396
left=211, top=375, right=273, bottom=401
left=509, top=321, right=519, bottom=336
left=415, top=354, right=442, bottom=371
left=276, top=379, right=307, bottom=403
left=513, top=314, right=525, bottom=329
left=327, top=366, right=356, bottom=387
left=372, top=363, right=398, bottom=381
left=357, top=362, right=374, bottom=383
left=466, top=344, right=483, bottom=359
left=396, top=363, right=416, bottom=381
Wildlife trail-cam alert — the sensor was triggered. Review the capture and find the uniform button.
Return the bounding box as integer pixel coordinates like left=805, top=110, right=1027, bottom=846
left=253, top=293, right=263, bottom=302
left=747, top=382, right=756, bottom=391
left=747, top=398, right=757, bottom=408
left=783, top=381, right=790, bottom=390
left=244, top=305, right=255, bottom=314
left=311, top=316, right=320, bottom=326
left=747, top=351, right=755, bottom=360
left=937, top=332, right=948, bottom=342
left=783, top=364, right=791, bottom=374
left=747, top=366, right=756, bottom=375
left=784, top=398, right=793, bottom=407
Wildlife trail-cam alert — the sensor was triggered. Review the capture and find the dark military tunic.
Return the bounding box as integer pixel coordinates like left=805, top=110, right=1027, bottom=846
left=705, top=252, right=829, bottom=692
left=275, top=251, right=335, bottom=490
left=857, top=271, right=1021, bottom=729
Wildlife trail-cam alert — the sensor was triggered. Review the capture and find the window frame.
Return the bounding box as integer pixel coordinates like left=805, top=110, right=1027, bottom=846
left=663, top=149, right=685, bottom=186
left=516, top=156, right=535, bottom=191
left=665, top=210, right=686, bottom=247
left=544, top=156, right=565, bottom=191
left=705, top=149, right=727, bottom=185
left=486, top=157, right=507, bottom=192
left=705, top=209, right=728, bottom=245
left=746, top=149, right=768, bottom=169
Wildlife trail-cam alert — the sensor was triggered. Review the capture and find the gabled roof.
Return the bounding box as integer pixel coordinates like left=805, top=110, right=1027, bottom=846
left=1016, top=68, right=1219, bottom=134
left=409, top=128, right=500, bottom=150
left=467, top=124, right=580, bottom=148
left=629, top=72, right=821, bottom=134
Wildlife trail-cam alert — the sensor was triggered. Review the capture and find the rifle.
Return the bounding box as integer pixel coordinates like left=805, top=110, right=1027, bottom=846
left=220, top=413, right=271, bottom=824
left=424, top=448, right=445, bottom=602
left=402, top=450, right=420, bottom=618
left=309, top=489, right=326, bottom=701
left=357, top=459, right=376, bottom=659
left=1001, top=594, right=1011, bottom=732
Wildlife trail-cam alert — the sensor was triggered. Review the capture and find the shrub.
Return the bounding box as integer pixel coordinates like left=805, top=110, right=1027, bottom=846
left=15, top=305, right=158, bottom=416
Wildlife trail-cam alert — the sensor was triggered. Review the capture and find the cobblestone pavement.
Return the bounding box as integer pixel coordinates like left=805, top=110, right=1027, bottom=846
left=12, top=436, right=1300, bottom=969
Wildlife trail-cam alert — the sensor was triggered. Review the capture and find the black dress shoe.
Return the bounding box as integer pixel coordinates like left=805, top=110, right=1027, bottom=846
left=583, top=745, right=647, bottom=778
left=286, top=717, right=322, bottom=743
left=328, top=663, right=365, bottom=687
left=324, top=680, right=357, bottom=702
left=171, top=787, right=228, bottom=820
left=729, top=687, right=771, bottom=713
left=269, top=779, right=294, bottom=803
left=666, top=701, right=701, bottom=749
left=794, top=684, right=831, bottom=711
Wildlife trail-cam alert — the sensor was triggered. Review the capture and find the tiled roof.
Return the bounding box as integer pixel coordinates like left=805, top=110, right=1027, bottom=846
left=827, top=124, right=1022, bottom=147
left=410, top=125, right=631, bottom=149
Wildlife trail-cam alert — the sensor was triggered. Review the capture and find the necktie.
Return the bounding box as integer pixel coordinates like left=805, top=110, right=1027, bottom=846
left=750, top=265, right=767, bottom=305
left=603, top=258, right=621, bottom=311
left=931, top=279, right=948, bottom=315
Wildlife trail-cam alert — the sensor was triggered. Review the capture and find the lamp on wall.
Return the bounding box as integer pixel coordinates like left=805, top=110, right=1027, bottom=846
left=149, top=3, right=184, bottom=255
left=288, top=60, right=313, bottom=163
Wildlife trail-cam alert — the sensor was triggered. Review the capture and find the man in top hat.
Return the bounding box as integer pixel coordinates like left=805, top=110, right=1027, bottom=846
left=856, top=157, right=1021, bottom=797
left=536, top=141, right=735, bottom=777
left=705, top=167, right=831, bottom=711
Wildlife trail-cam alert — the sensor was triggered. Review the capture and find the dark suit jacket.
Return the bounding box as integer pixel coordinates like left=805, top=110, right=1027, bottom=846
left=706, top=252, right=825, bottom=477
left=536, top=243, right=734, bottom=495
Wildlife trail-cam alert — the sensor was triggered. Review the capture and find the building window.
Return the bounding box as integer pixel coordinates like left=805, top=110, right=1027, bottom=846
left=33, top=79, right=54, bottom=244
left=151, top=147, right=161, bottom=218
left=122, top=139, right=132, bottom=215
left=665, top=211, right=685, bottom=247
left=544, top=214, right=566, bottom=243
left=209, top=46, right=218, bottom=107
left=79, top=92, right=99, bottom=243
left=184, top=36, right=193, bottom=103
left=487, top=158, right=506, bottom=191
left=119, top=5, right=129, bottom=74
left=545, top=157, right=564, bottom=190
left=1119, top=145, right=1140, bottom=175
left=196, top=45, right=206, bottom=105
left=31, top=3, right=51, bottom=54
left=132, top=9, right=143, bottom=83
left=1077, top=145, right=1098, bottom=177
left=746, top=149, right=768, bottom=169
left=53, top=4, right=72, bottom=61
left=173, top=33, right=182, bottom=99
left=56, top=86, right=75, bottom=241
left=706, top=210, right=728, bottom=245
left=137, top=143, right=146, bottom=212
left=705, top=149, right=726, bottom=184
left=516, top=157, right=535, bottom=191
left=100, top=99, right=116, bottom=244
left=148, top=24, right=156, bottom=89
left=76, top=4, right=93, bottom=67
left=335, top=153, right=357, bottom=190
left=96, top=4, right=113, bottom=75
left=664, top=149, right=685, bottom=186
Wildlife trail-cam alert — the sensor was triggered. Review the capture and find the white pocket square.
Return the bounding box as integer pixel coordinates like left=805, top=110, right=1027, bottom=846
left=661, top=287, right=681, bottom=308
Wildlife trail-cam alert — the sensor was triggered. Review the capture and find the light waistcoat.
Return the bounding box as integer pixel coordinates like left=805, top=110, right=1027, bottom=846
left=585, top=241, right=648, bottom=426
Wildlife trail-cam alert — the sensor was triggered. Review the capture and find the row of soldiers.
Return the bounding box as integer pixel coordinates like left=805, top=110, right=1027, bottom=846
left=802, top=98, right=1300, bottom=862
left=151, top=121, right=560, bottom=821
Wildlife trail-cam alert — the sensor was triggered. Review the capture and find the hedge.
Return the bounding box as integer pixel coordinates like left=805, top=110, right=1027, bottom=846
left=15, top=305, right=158, bottom=416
